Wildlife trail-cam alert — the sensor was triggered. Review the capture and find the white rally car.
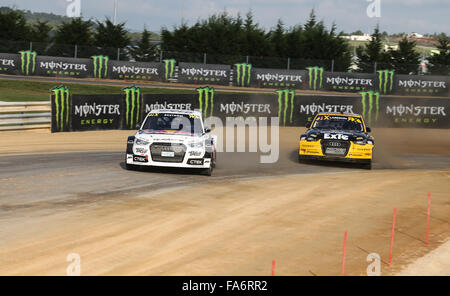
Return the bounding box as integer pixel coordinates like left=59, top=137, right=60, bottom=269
left=125, top=109, right=217, bottom=176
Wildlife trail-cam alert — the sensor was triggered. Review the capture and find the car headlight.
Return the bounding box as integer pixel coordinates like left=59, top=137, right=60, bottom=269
left=355, top=139, right=373, bottom=145
left=300, top=136, right=306, bottom=140
left=135, top=138, right=150, bottom=146
left=188, top=141, right=204, bottom=148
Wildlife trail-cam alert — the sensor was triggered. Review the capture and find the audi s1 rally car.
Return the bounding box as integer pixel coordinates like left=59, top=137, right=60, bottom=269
left=299, top=113, right=374, bottom=169
left=125, top=109, right=217, bottom=176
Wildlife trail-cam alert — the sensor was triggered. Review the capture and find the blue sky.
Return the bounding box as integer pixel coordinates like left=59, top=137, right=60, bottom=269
left=3, top=0, right=449, bottom=34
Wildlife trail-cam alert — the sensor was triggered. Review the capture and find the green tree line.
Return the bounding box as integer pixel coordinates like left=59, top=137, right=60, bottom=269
left=0, top=8, right=448, bottom=74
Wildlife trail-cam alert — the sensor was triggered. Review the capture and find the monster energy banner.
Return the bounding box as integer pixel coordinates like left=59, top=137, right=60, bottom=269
left=50, top=86, right=71, bottom=132
left=306, top=66, right=325, bottom=90
left=108, top=60, right=163, bottom=81
left=394, top=74, right=449, bottom=96
left=18, top=50, right=37, bottom=75
left=163, top=59, right=176, bottom=81
left=234, top=63, right=253, bottom=87
left=252, top=68, right=306, bottom=89
left=52, top=89, right=450, bottom=132
left=178, top=62, right=231, bottom=85
left=0, top=53, right=19, bottom=74
left=323, top=72, right=376, bottom=92
left=299, top=92, right=449, bottom=128
left=36, top=56, right=92, bottom=78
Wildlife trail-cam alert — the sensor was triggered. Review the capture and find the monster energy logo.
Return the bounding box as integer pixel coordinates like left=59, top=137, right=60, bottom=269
left=52, top=86, right=70, bottom=132
left=234, top=63, right=252, bottom=87
left=163, top=59, right=176, bottom=80
left=19, top=50, right=37, bottom=75
left=377, top=70, right=395, bottom=94
left=359, top=91, right=380, bottom=125
left=196, top=86, right=214, bottom=118
left=92, top=55, right=109, bottom=78
left=276, top=89, right=295, bottom=126
left=306, top=67, right=324, bottom=90
left=124, top=86, right=141, bottom=129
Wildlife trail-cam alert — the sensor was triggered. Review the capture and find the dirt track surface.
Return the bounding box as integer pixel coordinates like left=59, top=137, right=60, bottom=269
left=0, top=127, right=449, bottom=275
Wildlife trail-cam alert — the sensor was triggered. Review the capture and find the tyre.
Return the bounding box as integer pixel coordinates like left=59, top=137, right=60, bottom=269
left=298, top=155, right=307, bottom=163
left=202, top=164, right=213, bottom=176
left=125, top=163, right=136, bottom=170
left=362, top=161, right=372, bottom=170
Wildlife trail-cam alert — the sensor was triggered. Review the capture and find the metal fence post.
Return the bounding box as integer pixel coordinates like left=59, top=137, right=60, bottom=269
left=331, top=59, right=335, bottom=73
left=117, top=48, right=120, bottom=61
left=74, top=45, right=78, bottom=59
left=246, top=55, right=249, bottom=64
left=160, top=51, right=163, bottom=62
left=374, top=62, right=377, bottom=73
left=203, top=53, right=207, bottom=64
left=287, top=57, right=290, bottom=70
left=29, top=41, right=32, bottom=51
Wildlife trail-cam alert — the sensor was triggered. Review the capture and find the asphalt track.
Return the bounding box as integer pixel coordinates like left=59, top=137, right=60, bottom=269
left=1, top=145, right=448, bottom=208
left=0, top=128, right=449, bottom=275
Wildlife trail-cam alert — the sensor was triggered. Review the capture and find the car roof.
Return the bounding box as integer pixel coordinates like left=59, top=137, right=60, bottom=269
left=148, top=109, right=202, bottom=117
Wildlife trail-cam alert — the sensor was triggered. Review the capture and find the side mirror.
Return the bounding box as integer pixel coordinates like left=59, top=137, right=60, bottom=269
left=136, top=123, right=141, bottom=129
left=366, top=127, right=371, bottom=133
left=305, top=121, right=311, bottom=129
left=204, top=128, right=211, bottom=133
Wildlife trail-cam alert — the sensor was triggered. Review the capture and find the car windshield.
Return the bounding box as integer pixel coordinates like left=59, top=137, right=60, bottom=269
left=312, top=115, right=364, bottom=132
left=141, top=113, right=204, bottom=134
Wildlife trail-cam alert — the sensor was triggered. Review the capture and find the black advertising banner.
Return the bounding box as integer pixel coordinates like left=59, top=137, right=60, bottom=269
left=298, top=92, right=449, bottom=129
left=50, top=86, right=71, bottom=133
left=70, top=94, right=123, bottom=131
left=233, top=63, right=253, bottom=87
left=108, top=60, right=163, bottom=81
left=51, top=90, right=450, bottom=132
left=251, top=68, right=307, bottom=89
left=178, top=62, right=231, bottom=85
left=323, top=72, right=376, bottom=92
left=36, top=56, right=92, bottom=78
left=305, top=66, right=325, bottom=90
left=394, top=74, right=449, bottom=97
left=0, top=53, right=19, bottom=74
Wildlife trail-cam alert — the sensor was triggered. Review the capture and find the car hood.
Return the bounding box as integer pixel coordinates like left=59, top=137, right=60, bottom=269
left=306, top=129, right=368, bottom=141
left=135, top=129, right=203, bottom=143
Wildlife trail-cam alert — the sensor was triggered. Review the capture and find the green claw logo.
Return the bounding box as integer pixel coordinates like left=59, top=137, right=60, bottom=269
left=276, top=89, right=295, bottom=126
left=306, top=67, right=324, bottom=90
left=92, top=55, right=109, bottom=78
left=19, top=50, right=37, bottom=75
left=377, top=70, right=395, bottom=94
left=196, top=86, right=214, bottom=118
left=124, top=86, right=141, bottom=129
left=359, top=91, right=380, bottom=125
left=234, top=63, right=252, bottom=87
left=52, top=86, right=70, bottom=132
left=163, top=59, right=176, bottom=80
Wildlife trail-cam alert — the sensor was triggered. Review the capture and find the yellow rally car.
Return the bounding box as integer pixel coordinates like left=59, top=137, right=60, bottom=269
left=299, top=113, right=374, bottom=169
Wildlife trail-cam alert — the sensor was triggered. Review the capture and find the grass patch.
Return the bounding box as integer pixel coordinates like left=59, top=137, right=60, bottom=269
left=0, top=79, right=214, bottom=102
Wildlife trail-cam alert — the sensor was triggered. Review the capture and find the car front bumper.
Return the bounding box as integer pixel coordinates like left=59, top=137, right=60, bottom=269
left=299, top=139, right=373, bottom=161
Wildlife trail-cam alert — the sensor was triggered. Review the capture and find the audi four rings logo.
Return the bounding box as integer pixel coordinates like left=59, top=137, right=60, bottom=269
left=328, top=142, right=342, bottom=147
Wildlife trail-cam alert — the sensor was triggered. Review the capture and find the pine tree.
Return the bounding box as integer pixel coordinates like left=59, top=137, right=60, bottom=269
left=388, top=37, right=420, bottom=74
left=130, top=28, right=157, bottom=62
left=355, top=26, right=390, bottom=72
left=427, top=34, right=450, bottom=75
left=49, top=18, right=94, bottom=57
left=94, top=18, right=130, bottom=60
